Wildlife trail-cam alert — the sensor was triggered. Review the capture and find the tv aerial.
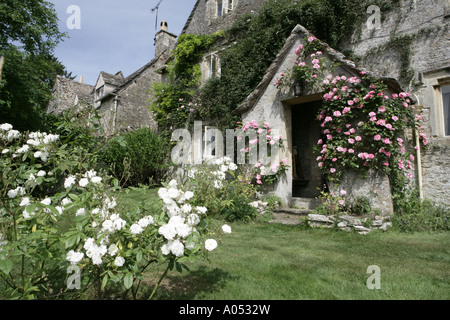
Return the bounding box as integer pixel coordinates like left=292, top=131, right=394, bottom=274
left=151, top=0, right=164, bottom=32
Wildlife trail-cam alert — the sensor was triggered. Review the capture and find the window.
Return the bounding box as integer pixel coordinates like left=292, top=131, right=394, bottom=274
left=208, top=53, right=221, bottom=79
left=96, top=86, right=104, bottom=100
left=442, top=85, right=450, bottom=136
left=217, top=0, right=223, bottom=17
left=216, top=0, right=234, bottom=18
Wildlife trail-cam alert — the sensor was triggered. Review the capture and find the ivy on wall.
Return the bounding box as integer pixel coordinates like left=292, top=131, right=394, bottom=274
left=149, top=0, right=403, bottom=136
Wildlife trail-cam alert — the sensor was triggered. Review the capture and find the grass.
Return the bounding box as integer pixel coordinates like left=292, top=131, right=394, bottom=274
left=150, top=222, right=449, bottom=300
left=115, top=187, right=449, bottom=300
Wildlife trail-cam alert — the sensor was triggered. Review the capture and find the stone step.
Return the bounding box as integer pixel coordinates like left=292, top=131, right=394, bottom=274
left=290, top=197, right=321, bottom=210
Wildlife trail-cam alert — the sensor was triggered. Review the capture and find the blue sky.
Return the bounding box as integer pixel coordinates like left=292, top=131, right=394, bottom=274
left=49, top=0, right=198, bottom=85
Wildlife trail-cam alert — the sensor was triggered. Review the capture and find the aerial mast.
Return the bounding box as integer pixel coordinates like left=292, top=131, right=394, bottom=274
left=151, top=0, right=164, bottom=32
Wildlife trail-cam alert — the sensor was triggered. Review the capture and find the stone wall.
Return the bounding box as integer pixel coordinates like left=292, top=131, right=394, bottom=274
left=182, top=0, right=266, bottom=36
left=341, top=0, right=450, bottom=208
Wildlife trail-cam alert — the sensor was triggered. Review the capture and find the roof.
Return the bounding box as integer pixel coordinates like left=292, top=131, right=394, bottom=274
left=233, top=24, right=405, bottom=115
left=99, top=71, right=125, bottom=86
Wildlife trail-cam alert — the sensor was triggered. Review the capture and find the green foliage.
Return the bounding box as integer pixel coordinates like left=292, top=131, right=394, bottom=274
left=0, top=0, right=70, bottom=131
left=99, top=127, right=172, bottom=187
left=392, top=190, right=450, bottom=232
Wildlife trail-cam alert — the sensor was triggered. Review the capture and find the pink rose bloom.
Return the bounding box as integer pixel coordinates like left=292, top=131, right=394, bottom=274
left=318, top=162, right=323, bottom=167
left=308, top=36, right=317, bottom=42
left=383, top=138, right=391, bottom=144
left=367, top=153, right=374, bottom=159
left=378, top=106, right=386, bottom=113
left=374, top=134, right=381, bottom=141
left=349, top=128, right=356, bottom=134
left=295, top=44, right=303, bottom=55
left=333, top=111, right=341, bottom=117
left=340, top=190, right=347, bottom=196
left=347, top=100, right=354, bottom=106
left=330, top=168, right=336, bottom=173
left=343, top=107, right=351, bottom=114
left=410, top=155, right=415, bottom=161
left=332, top=158, right=337, bottom=162
left=392, top=116, right=399, bottom=121
left=317, top=139, right=323, bottom=145
left=355, top=136, right=362, bottom=141
left=312, top=58, right=320, bottom=64
left=282, top=158, right=288, bottom=164
left=383, top=162, right=389, bottom=166
left=324, top=116, right=333, bottom=123
left=338, top=200, right=345, bottom=206
left=346, top=123, right=352, bottom=128
left=358, top=121, right=364, bottom=127
left=257, top=180, right=262, bottom=184
left=377, top=119, right=386, bottom=126
left=348, top=149, right=354, bottom=153
left=348, top=138, right=355, bottom=144
left=313, top=64, right=320, bottom=69
left=358, top=153, right=366, bottom=160
left=327, top=134, right=333, bottom=140
left=344, top=131, right=350, bottom=136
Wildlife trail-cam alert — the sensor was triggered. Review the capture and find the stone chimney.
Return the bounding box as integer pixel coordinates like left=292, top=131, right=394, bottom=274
left=154, top=20, right=177, bottom=58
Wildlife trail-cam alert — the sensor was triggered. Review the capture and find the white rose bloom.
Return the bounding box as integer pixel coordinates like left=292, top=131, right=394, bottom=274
left=91, top=176, right=102, bottom=184
left=61, top=197, right=72, bottom=206
left=184, top=191, right=194, bottom=200
left=161, top=243, right=170, bottom=255
left=170, top=240, right=185, bottom=257
left=0, top=123, right=13, bottom=131
left=55, top=206, right=64, bottom=215
left=6, top=189, right=17, bottom=199
left=130, top=223, right=143, bottom=235
left=36, top=170, right=46, bottom=177
left=19, top=197, right=30, bottom=207
left=67, top=250, right=84, bottom=265
left=158, top=224, right=176, bottom=240
left=114, top=256, right=125, bottom=267
left=195, top=206, right=207, bottom=214
left=167, top=187, right=180, bottom=199
left=16, top=145, right=29, bottom=154
left=1, top=148, right=9, bottom=154
left=79, top=178, right=89, bottom=187
left=91, top=208, right=100, bottom=215
left=228, top=162, right=238, bottom=171
left=64, top=176, right=76, bottom=189
left=102, top=219, right=114, bottom=232
left=75, top=208, right=86, bottom=216
left=205, top=239, right=218, bottom=251
left=222, top=224, right=232, bottom=234
left=168, top=179, right=178, bottom=188
left=175, top=223, right=191, bottom=238
left=41, top=198, right=51, bottom=206
left=180, top=203, right=192, bottom=214
left=187, top=214, right=200, bottom=227
left=213, top=180, right=223, bottom=189
left=108, top=244, right=118, bottom=256
left=113, top=218, right=126, bottom=231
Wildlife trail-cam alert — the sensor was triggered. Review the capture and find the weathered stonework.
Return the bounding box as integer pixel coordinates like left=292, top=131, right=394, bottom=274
left=328, top=170, right=394, bottom=216
left=307, top=213, right=392, bottom=235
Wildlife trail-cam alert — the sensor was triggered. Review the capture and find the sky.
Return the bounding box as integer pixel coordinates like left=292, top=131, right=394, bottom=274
left=48, top=0, right=198, bottom=85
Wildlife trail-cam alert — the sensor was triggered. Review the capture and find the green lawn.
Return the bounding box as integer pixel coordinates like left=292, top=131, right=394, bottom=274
left=115, top=187, right=449, bottom=300
left=151, top=222, right=449, bottom=300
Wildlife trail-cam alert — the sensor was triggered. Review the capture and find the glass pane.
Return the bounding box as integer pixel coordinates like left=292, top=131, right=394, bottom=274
left=442, top=85, right=450, bottom=136
left=217, top=0, right=223, bottom=17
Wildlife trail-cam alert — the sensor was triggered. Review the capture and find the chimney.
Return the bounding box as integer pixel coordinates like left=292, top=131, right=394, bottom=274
left=154, top=20, right=177, bottom=58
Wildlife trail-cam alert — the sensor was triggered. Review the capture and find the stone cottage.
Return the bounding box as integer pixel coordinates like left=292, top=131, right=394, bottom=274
left=48, top=0, right=449, bottom=209
left=48, top=21, right=178, bottom=136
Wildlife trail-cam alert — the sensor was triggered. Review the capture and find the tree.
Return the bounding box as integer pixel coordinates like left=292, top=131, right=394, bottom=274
left=0, top=0, right=70, bottom=131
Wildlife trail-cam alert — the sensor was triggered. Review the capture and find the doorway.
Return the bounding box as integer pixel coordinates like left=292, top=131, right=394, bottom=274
left=291, top=101, right=324, bottom=198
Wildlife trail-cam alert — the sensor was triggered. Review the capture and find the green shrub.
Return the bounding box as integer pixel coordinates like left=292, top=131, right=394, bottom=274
left=100, top=127, right=172, bottom=186
left=393, top=195, right=450, bottom=232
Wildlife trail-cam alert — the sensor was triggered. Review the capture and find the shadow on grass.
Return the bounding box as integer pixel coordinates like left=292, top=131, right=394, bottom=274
left=145, top=266, right=238, bottom=300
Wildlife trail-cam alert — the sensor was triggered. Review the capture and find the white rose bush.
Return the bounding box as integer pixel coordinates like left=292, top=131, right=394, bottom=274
left=0, top=123, right=231, bottom=300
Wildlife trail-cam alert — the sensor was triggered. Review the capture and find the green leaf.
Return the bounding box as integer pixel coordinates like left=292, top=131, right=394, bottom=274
left=0, top=259, right=13, bottom=275
left=123, top=272, right=134, bottom=289
left=101, top=274, right=109, bottom=290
